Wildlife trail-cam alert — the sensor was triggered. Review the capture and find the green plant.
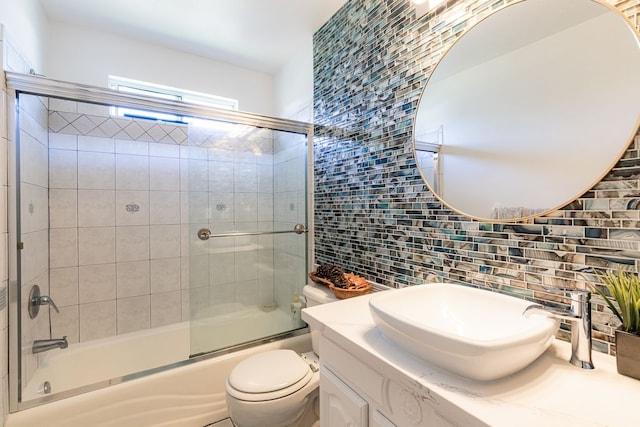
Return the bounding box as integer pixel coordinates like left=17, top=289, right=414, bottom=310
left=591, top=268, right=640, bottom=334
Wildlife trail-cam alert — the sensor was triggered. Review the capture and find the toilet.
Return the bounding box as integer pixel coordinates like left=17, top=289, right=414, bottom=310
left=225, top=283, right=337, bottom=427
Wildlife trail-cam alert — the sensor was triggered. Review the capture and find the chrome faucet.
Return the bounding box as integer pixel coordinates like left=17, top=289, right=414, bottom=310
left=523, top=289, right=594, bottom=370
left=33, top=336, right=68, bottom=354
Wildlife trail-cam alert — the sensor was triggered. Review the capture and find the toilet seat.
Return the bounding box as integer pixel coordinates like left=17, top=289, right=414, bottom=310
left=226, top=349, right=313, bottom=402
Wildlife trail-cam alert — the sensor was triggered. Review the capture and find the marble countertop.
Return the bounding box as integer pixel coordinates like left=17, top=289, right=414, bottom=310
left=302, top=290, right=640, bottom=427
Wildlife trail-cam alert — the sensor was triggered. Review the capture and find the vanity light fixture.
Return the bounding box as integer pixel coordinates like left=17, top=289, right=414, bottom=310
left=412, top=0, right=446, bottom=18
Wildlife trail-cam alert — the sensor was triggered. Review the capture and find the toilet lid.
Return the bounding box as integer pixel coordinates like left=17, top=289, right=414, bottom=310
left=228, top=349, right=311, bottom=394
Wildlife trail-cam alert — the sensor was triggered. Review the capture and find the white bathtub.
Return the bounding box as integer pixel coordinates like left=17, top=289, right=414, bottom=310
left=8, top=313, right=311, bottom=427
left=23, top=305, right=300, bottom=400
left=22, top=321, right=191, bottom=400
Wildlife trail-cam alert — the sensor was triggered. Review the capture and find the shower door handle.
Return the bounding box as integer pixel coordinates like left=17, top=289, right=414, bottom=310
left=197, top=224, right=308, bottom=241
left=197, top=228, right=212, bottom=241
left=292, top=224, right=307, bottom=234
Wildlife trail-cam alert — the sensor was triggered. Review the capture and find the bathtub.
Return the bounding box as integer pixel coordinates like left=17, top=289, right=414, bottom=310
left=22, top=305, right=300, bottom=400
left=8, top=312, right=311, bottom=427
left=22, top=321, right=191, bottom=400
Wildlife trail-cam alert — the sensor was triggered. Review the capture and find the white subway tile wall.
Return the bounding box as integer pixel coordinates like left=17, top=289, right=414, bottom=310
left=79, top=301, right=116, bottom=341
left=48, top=127, right=184, bottom=339
left=45, top=101, right=308, bottom=344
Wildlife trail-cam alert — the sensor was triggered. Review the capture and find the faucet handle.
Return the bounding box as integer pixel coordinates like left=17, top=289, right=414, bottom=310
left=28, top=285, right=60, bottom=319
left=37, top=295, right=59, bottom=313
left=523, top=304, right=580, bottom=321
left=538, top=285, right=590, bottom=301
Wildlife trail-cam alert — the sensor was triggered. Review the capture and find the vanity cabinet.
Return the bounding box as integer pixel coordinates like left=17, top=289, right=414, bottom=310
left=371, top=411, right=395, bottom=427
left=319, top=335, right=476, bottom=427
left=320, top=367, right=368, bottom=426
left=305, top=291, right=640, bottom=426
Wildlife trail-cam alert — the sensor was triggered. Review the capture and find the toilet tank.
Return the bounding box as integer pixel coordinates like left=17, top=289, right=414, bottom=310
left=303, top=283, right=336, bottom=307
left=302, top=283, right=337, bottom=355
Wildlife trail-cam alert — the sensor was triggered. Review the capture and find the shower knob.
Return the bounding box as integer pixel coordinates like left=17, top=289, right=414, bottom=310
left=28, top=285, right=60, bottom=319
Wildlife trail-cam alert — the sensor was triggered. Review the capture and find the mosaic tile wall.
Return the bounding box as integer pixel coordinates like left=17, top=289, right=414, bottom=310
left=313, top=0, right=640, bottom=354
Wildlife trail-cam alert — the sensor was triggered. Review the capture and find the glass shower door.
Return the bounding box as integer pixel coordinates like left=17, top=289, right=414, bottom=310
left=186, top=119, right=309, bottom=356
left=6, top=72, right=313, bottom=411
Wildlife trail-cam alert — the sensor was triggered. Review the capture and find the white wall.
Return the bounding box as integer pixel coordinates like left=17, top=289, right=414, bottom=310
left=0, top=0, right=46, bottom=72
left=274, top=38, right=313, bottom=122
left=45, top=21, right=276, bottom=116
left=0, top=2, right=314, bottom=121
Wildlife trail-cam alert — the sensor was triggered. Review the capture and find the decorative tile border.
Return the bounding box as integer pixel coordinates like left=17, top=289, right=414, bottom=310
left=49, top=110, right=189, bottom=144
left=313, top=0, right=640, bottom=354
left=49, top=106, right=276, bottom=154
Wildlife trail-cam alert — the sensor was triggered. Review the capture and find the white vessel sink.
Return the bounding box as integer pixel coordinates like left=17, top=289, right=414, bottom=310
left=369, top=283, right=559, bottom=381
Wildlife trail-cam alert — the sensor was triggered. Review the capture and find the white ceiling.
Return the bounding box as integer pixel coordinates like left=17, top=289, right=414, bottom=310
left=38, top=0, right=348, bottom=74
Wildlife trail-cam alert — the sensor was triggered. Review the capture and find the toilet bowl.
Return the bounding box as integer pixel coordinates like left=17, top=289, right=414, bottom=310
left=225, top=283, right=336, bottom=427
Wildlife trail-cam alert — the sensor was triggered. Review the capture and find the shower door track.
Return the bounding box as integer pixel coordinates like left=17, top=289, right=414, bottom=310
left=5, top=72, right=313, bottom=135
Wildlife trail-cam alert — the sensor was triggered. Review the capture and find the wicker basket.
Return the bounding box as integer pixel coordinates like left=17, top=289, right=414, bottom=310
left=309, top=271, right=372, bottom=299
left=329, top=282, right=372, bottom=299
left=308, top=272, right=333, bottom=287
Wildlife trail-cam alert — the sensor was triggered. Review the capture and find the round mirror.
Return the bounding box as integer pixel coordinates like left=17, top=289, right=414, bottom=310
left=413, top=0, right=640, bottom=221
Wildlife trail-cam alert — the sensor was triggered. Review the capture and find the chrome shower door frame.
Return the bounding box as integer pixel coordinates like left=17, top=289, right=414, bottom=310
left=5, top=71, right=315, bottom=412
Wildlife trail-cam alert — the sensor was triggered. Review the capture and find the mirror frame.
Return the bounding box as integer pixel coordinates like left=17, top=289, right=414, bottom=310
left=412, top=0, right=640, bottom=223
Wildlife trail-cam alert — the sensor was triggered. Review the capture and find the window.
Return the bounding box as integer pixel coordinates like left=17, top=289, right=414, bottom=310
left=108, top=76, right=238, bottom=123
